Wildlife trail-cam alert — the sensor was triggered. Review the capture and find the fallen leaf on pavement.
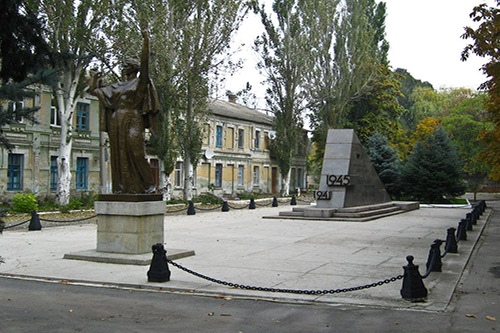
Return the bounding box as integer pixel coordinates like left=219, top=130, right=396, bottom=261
left=208, top=312, right=214, bottom=316
left=220, top=314, right=232, bottom=317
left=465, top=314, right=477, bottom=319
left=486, top=316, right=496, bottom=322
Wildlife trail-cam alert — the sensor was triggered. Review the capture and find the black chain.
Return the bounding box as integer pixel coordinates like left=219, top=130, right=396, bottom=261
left=227, top=204, right=250, bottom=210
left=3, top=219, right=31, bottom=229
left=196, top=205, right=223, bottom=211
left=255, top=201, right=273, bottom=207
left=167, top=259, right=403, bottom=295
left=40, top=215, right=97, bottom=223
left=165, top=206, right=189, bottom=213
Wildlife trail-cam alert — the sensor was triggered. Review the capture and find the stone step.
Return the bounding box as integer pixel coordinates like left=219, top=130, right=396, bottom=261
left=279, top=211, right=305, bottom=217
left=337, top=202, right=396, bottom=213
left=333, top=205, right=401, bottom=218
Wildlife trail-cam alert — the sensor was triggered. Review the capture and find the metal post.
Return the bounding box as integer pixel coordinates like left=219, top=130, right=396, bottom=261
left=147, top=243, right=171, bottom=282
left=249, top=198, right=256, bottom=209
left=426, top=240, right=443, bottom=273
left=290, top=196, right=297, bottom=205
left=401, top=255, right=428, bottom=301
left=272, top=196, right=278, bottom=207
left=464, top=215, right=473, bottom=231
left=221, top=201, right=229, bottom=212
left=187, top=201, right=196, bottom=215
left=457, top=220, right=467, bottom=241
left=28, top=211, right=42, bottom=231
left=445, top=227, right=458, bottom=253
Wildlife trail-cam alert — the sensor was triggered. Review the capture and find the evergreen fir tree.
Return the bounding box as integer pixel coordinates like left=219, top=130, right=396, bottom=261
left=365, top=132, right=401, bottom=197
left=0, top=0, right=57, bottom=149
left=401, top=127, right=466, bottom=203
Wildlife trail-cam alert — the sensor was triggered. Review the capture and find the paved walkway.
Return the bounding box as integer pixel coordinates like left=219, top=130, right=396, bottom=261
left=0, top=198, right=495, bottom=312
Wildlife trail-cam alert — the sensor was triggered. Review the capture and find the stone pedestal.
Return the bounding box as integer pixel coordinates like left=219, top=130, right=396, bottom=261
left=95, top=196, right=164, bottom=254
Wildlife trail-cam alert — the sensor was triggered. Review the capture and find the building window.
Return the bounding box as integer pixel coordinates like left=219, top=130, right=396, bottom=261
left=253, top=166, right=259, bottom=185
left=76, top=157, right=88, bottom=189
left=50, top=156, right=58, bottom=191
left=50, top=106, right=61, bottom=127
left=216, top=125, right=223, bottom=148
left=76, top=102, right=90, bottom=131
left=227, top=127, right=234, bottom=148
left=8, top=101, right=24, bottom=123
left=174, top=161, right=183, bottom=187
left=255, top=130, right=260, bottom=149
left=297, top=168, right=303, bottom=188
left=215, top=163, right=223, bottom=188
left=7, top=154, right=23, bottom=190
left=238, top=165, right=244, bottom=186
left=238, top=129, right=244, bottom=149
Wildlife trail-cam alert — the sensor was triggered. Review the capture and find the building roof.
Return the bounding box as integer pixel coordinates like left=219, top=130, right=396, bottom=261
left=207, top=99, right=273, bottom=126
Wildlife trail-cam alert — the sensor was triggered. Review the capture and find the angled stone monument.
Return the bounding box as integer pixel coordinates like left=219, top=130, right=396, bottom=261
left=316, top=129, right=390, bottom=209
left=274, top=129, right=418, bottom=221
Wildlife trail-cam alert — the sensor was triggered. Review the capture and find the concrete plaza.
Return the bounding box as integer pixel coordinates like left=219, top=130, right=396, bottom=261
left=0, top=200, right=493, bottom=312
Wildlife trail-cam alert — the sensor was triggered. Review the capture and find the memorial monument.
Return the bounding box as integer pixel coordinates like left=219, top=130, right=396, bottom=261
left=65, top=30, right=193, bottom=264
left=275, top=129, right=418, bottom=221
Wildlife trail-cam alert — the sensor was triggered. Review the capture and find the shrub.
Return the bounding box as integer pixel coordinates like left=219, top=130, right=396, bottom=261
left=194, top=193, right=223, bottom=205
left=12, top=193, right=39, bottom=213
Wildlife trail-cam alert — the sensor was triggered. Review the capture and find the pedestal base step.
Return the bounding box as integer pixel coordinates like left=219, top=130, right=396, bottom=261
left=64, top=248, right=195, bottom=266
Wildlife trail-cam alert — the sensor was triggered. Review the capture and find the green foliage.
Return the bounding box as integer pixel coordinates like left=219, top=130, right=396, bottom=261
left=12, top=193, right=39, bottom=213
left=253, top=0, right=307, bottom=192
left=393, top=68, right=433, bottom=111
left=401, top=127, right=466, bottom=203
left=462, top=1, right=500, bottom=181
left=365, top=132, right=401, bottom=197
left=193, top=193, right=223, bottom=205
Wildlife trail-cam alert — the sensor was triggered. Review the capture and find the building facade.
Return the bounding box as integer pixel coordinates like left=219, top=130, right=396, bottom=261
left=0, top=86, right=102, bottom=199
left=1, top=87, right=307, bottom=200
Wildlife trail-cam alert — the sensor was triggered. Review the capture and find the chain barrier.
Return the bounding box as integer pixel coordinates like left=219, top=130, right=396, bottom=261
left=227, top=203, right=250, bottom=210
left=196, top=205, right=224, bottom=211
left=254, top=201, right=273, bottom=207
left=296, top=198, right=313, bottom=203
left=165, top=206, right=189, bottom=213
left=167, top=259, right=403, bottom=295
left=3, top=219, right=31, bottom=229
left=39, top=214, right=97, bottom=223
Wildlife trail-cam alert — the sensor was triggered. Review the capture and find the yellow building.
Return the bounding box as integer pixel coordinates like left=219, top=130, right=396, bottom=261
left=1, top=88, right=307, bottom=200
left=0, top=86, right=102, bottom=199
left=166, top=97, right=307, bottom=198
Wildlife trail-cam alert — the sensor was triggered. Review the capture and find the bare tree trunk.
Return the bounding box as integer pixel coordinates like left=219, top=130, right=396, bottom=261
left=160, top=171, right=172, bottom=201
left=183, top=153, right=194, bottom=201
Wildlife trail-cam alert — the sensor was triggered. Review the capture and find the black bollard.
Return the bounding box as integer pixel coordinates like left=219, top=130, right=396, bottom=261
left=221, top=201, right=229, bottom=212
left=147, top=243, right=171, bottom=282
left=187, top=201, right=196, bottom=215
left=28, top=211, right=42, bottom=231
left=290, top=196, right=297, bottom=206
left=464, top=215, right=473, bottom=231
left=457, top=220, right=467, bottom=241
left=401, top=255, right=428, bottom=301
left=249, top=198, right=256, bottom=209
left=426, top=239, right=443, bottom=273
left=445, top=227, right=458, bottom=254
left=272, top=196, right=278, bottom=207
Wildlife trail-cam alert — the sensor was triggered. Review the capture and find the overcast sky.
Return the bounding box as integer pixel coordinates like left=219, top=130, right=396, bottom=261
left=223, top=0, right=493, bottom=108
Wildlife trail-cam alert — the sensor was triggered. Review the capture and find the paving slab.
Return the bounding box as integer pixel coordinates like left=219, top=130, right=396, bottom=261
left=0, top=204, right=493, bottom=312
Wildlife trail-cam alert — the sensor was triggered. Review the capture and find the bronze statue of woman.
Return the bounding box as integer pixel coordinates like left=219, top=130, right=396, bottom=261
left=90, top=30, right=158, bottom=194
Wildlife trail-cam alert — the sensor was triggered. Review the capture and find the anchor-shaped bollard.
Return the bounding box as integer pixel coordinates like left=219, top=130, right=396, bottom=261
left=249, top=198, right=256, bottom=209
left=187, top=201, right=196, bottom=215
left=445, top=227, right=458, bottom=254
left=28, top=211, right=42, bottom=231
left=272, top=196, right=278, bottom=207
left=426, top=239, right=443, bottom=273
left=147, top=243, right=171, bottom=282
left=290, top=196, right=297, bottom=206
left=221, top=201, right=229, bottom=212
left=401, top=255, right=428, bottom=301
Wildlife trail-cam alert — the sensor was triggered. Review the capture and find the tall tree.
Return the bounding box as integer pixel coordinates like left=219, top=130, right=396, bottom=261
left=401, top=127, right=465, bottom=203
left=0, top=0, right=57, bottom=149
left=462, top=0, right=500, bottom=181
left=27, top=0, right=111, bottom=205
left=253, top=0, right=307, bottom=195
left=306, top=0, right=389, bottom=167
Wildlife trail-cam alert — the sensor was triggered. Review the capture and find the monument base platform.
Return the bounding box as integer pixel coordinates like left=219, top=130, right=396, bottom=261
left=64, top=248, right=195, bottom=266
left=266, top=201, right=419, bottom=222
